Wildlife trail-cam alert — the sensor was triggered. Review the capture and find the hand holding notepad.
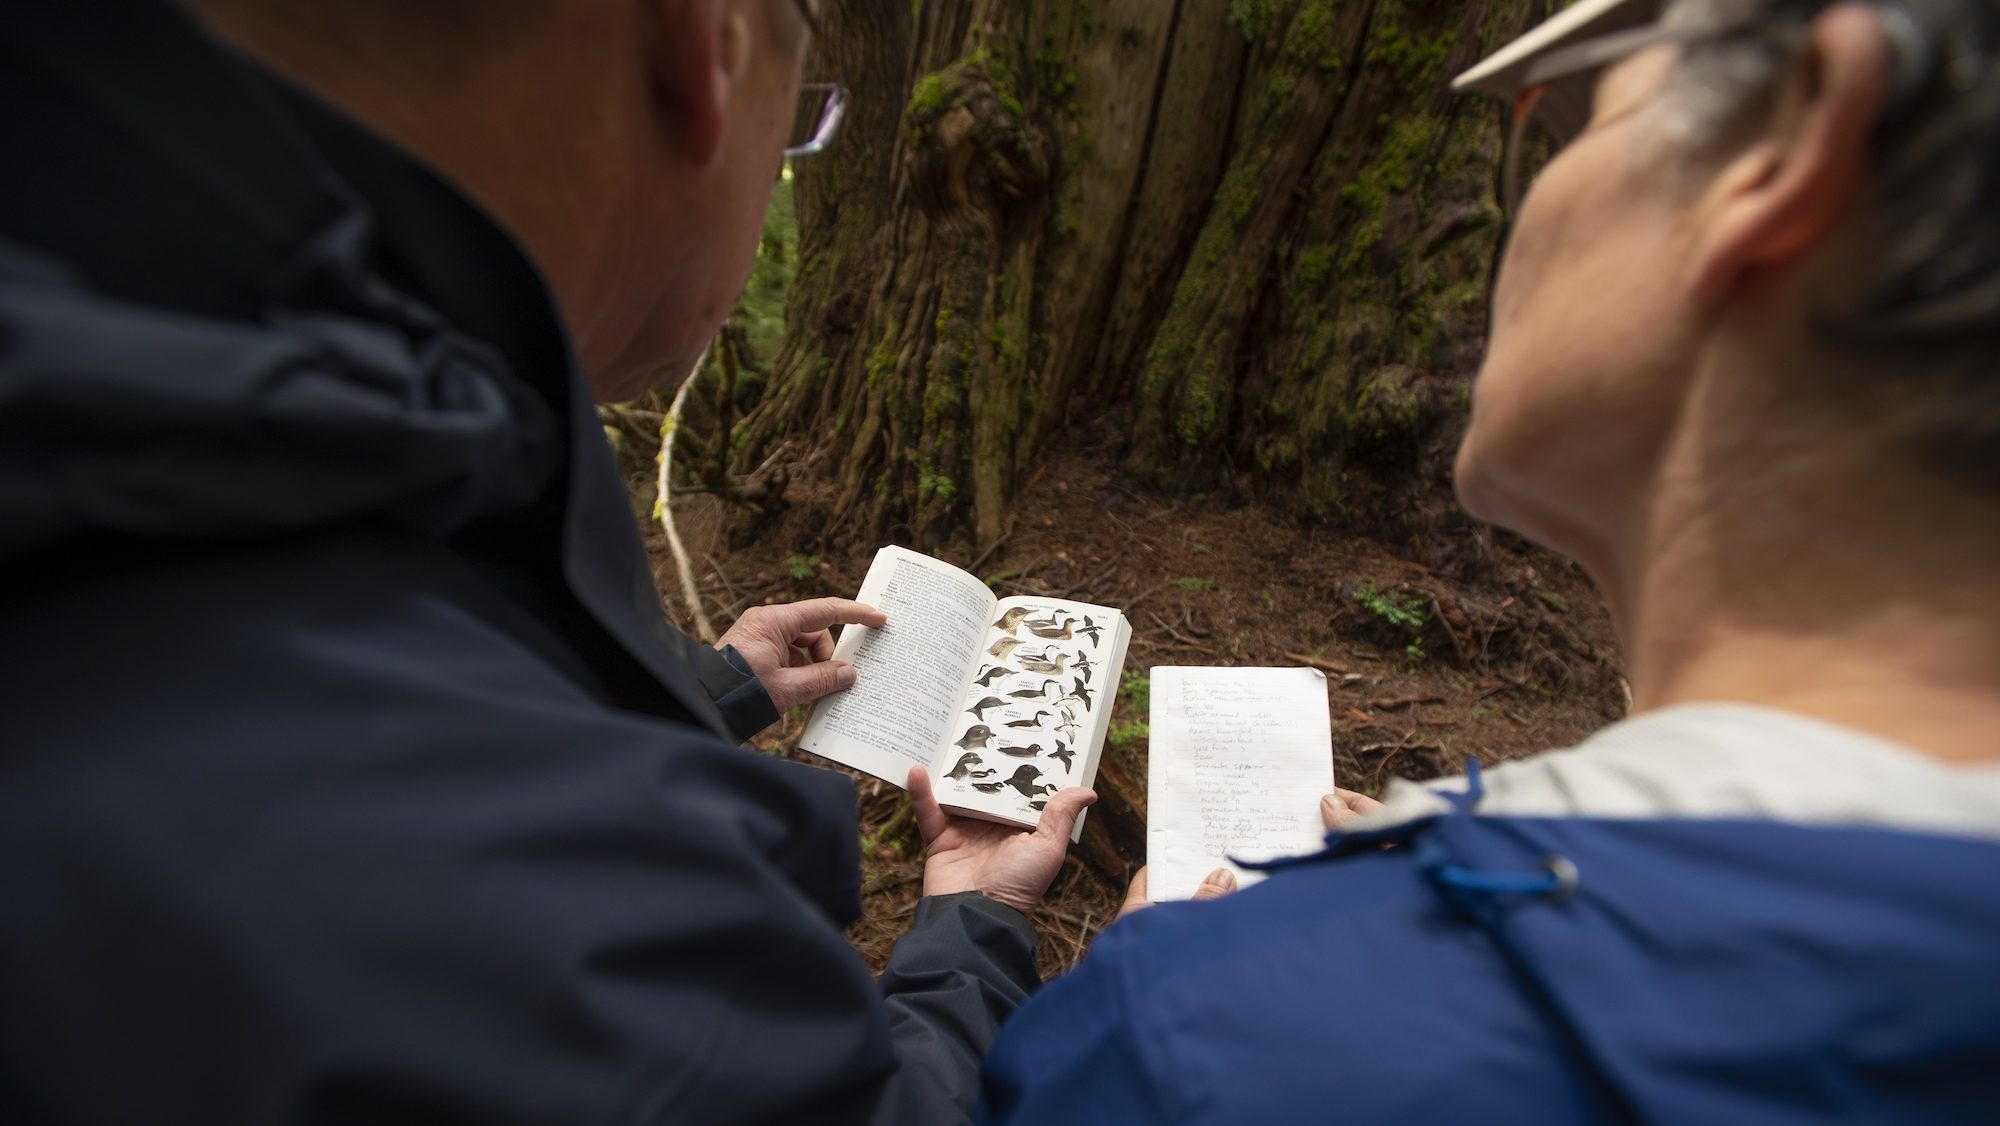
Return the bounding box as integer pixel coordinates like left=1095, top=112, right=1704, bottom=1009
left=1146, top=666, right=1335, bottom=901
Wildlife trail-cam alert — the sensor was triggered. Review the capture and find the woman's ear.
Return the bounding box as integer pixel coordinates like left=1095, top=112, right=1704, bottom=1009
left=1689, top=4, right=1890, bottom=307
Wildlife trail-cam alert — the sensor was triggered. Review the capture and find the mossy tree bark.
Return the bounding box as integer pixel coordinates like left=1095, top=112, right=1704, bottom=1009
left=731, top=0, right=1545, bottom=548
left=727, top=0, right=913, bottom=508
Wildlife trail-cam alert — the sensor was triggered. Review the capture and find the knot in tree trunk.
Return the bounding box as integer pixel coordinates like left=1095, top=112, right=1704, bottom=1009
left=901, top=57, right=1050, bottom=232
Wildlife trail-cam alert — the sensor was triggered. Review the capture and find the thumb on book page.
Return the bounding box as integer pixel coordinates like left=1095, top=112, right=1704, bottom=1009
left=763, top=659, right=856, bottom=712
left=907, top=766, right=950, bottom=845
left=1033, top=786, right=1097, bottom=843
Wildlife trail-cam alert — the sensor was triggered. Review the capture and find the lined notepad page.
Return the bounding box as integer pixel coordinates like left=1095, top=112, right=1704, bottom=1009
left=1147, top=666, right=1333, bottom=901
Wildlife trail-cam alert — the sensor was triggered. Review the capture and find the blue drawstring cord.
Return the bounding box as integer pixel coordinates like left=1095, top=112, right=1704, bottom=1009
left=1236, top=757, right=1580, bottom=904
left=1420, top=757, right=1579, bottom=904
left=1443, top=757, right=1486, bottom=811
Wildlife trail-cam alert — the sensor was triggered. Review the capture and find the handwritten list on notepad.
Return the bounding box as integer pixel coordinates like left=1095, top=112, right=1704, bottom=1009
left=1147, top=666, right=1333, bottom=901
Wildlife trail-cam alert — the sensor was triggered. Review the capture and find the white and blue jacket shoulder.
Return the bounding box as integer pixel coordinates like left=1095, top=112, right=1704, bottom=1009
left=980, top=705, right=2000, bottom=1125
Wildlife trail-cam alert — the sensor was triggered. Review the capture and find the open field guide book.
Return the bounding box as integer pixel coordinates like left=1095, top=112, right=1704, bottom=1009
left=800, top=545, right=1131, bottom=835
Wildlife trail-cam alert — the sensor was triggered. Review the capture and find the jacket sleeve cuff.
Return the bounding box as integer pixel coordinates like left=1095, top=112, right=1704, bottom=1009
left=917, top=891, right=1038, bottom=947
left=872, top=893, right=1040, bottom=1120
left=694, top=644, right=781, bottom=743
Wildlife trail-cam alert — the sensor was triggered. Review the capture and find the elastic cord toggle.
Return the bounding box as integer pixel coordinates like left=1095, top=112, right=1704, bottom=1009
left=1427, top=854, right=1580, bottom=904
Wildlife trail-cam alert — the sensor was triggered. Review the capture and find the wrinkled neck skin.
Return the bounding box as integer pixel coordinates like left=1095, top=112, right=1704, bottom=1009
left=1601, top=317, right=2000, bottom=766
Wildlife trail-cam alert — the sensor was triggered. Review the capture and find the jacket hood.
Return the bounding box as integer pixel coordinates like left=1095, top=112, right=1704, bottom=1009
left=0, top=229, right=561, bottom=563
left=1381, top=813, right=2000, bottom=1120
left=0, top=0, right=568, bottom=566
left=1315, top=706, right=2000, bottom=1119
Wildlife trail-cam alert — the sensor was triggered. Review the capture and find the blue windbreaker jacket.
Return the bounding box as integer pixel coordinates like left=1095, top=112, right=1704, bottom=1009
left=982, top=709, right=2000, bottom=1124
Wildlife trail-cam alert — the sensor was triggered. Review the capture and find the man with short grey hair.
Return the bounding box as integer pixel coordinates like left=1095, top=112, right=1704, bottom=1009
left=983, top=0, right=2000, bottom=1120
left=0, top=0, right=1095, bottom=1122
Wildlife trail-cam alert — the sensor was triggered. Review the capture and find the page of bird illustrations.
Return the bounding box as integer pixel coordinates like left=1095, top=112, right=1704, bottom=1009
left=798, top=546, right=997, bottom=787
left=935, top=596, right=1129, bottom=837
left=1147, top=666, right=1333, bottom=901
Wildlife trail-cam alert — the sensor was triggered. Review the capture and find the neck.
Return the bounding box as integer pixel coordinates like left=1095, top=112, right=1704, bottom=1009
left=184, top=1, right=630, bottom=374
left=1614, top=348, right=2000, bottom=765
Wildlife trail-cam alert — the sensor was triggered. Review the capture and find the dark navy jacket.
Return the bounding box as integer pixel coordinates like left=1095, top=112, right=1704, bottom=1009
left=0, top=2, right=1038, bottom=1122
left=982, top=716, right=2000, bottom=1124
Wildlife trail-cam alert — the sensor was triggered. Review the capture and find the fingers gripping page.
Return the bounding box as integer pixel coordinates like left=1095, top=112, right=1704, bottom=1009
left=798, top=548, right=994, bottom=785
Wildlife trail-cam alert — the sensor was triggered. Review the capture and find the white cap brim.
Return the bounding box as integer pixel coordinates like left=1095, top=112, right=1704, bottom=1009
left=1452, top=0, right=1660, bottom=97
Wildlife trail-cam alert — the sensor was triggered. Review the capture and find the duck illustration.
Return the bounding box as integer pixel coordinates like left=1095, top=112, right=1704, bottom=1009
left=954, top=724, right=994, bottom=750
left=987, top=636, right=1025, bottom=660
left=1048, top=743, right=1076, bottom=772
left=966, top=696, right=1004, bottom=722
left=1024, top=617, right=1074, bottom=641
left=973, top=666, right=1010, bottom=687
left=992, top=607, right=1033, bottom=634
left=943, top=752, right=996, bottom=781
left=1017, top=651, right=1067, bottom=675
left=1006, top=678, right=1060, bottom=701
left=1076, top=615, right=1103, bottom=647
left=1003, top=710, right=1052, bottom=729
left=995, top=742, right=1044, bottom=758
left=1072, top=652, right=1096, bottom=684
left=971, top=780, right=1007, bottom=793
left=1002, top=765, right=1057, bottom=799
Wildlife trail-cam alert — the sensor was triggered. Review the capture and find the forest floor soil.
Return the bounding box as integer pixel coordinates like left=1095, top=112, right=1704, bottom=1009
left=641, top=442, right=1629, bottom=977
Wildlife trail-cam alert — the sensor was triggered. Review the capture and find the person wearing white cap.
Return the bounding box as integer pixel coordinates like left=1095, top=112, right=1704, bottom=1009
left=981, top=1, right=2000, bottom=1121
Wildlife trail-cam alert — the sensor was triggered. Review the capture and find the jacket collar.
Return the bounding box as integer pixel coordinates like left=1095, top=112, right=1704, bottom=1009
left=1347, top=703, right=2000, bottom=842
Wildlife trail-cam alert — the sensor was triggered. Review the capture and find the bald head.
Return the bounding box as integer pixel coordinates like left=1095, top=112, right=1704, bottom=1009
left=187, top=0, right=803, bottom=74
left=185, top=0, right=814, bottom=399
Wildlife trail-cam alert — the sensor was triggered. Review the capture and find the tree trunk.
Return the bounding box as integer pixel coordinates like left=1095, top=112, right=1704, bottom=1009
left=733, top=0, right=1543, bottom=551
left=739, top=1, right=1064, bottom=549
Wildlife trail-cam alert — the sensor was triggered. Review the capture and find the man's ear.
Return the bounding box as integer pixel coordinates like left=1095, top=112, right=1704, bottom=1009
left=652, top=0, right=751, bottom=166
left=1690, top=4, right=1890, bottom=306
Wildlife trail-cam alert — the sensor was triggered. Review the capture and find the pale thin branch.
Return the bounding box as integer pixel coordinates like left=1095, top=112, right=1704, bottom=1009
left=658, top=348, right=718, bottom=644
